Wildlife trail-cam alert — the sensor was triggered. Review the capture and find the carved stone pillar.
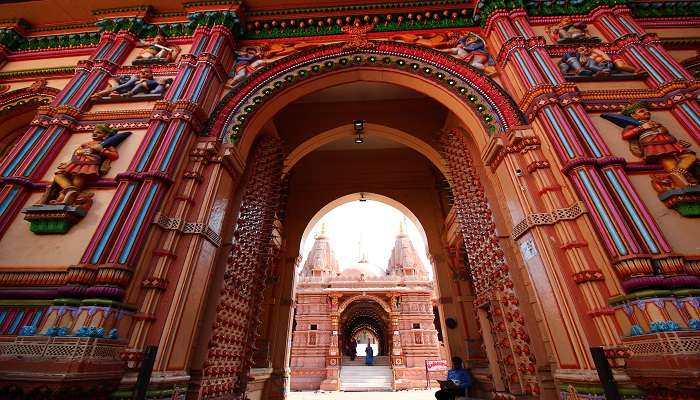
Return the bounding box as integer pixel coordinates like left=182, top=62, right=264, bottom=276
left=440, top=129, right=541, bottom=397
left=198, top=134, right=283, bottom=399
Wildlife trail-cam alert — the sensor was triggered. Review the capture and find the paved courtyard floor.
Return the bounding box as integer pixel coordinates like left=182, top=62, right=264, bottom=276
left=287, top=390, right=438, bottom=399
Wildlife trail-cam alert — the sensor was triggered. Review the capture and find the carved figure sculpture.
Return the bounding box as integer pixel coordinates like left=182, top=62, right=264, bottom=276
left=226, top=42, right=317, bottom=87
left=546, top=17, right=600, bottom=44
left=133, top=34, right=178, bottom=65
left=91, top=68, right=173, bottom=99
left=559, top=46, right=639, bottom=77
left=446, top=32, right=495, bottom=74
left=603, top=102, right=698, bottom=188
left=38, top=125, right=130, bottom=206
left=392, top=31, right=495, bottom=74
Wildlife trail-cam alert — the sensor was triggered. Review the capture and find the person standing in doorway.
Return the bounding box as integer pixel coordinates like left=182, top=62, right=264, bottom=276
left=350, top=337, right=357, bottom=361
left=365, top=342, right=374, bottom=366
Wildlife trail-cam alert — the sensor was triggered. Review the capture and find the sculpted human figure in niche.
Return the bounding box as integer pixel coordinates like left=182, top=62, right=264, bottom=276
left=392, top=31, right=496, bottom=74
left=91, top=68, right=173, bottom=99
left=558, top=46, right=640, bottom=77
left=546, top=17, right=601, bottom=44
left=133, top=34, right=178, bottom=65
left=603, top=102, right=698, bottom=189
left=38, top=125, right=130, bottom=207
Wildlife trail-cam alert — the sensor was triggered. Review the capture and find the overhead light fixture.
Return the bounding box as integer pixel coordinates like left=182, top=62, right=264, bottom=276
left=353, top=119, right=364, bottom=131
left=353, top=119, right=364, bottom=144
left=359, top=193, right=367, bottom=202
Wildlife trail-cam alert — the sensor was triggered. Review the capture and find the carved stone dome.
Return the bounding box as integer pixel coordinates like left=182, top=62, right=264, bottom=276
left=339, top=261, right=386, bottom=278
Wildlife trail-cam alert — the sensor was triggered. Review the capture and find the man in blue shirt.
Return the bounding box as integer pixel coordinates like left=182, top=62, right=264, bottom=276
left=435, top=356, right=472, bottom=400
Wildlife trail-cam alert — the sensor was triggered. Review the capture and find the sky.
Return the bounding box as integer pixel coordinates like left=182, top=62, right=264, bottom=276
left=299, top=200, right=433, bottom=277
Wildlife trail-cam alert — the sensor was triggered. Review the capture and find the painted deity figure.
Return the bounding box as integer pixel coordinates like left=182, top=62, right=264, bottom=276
left=38, top=125, right=130, bottom=206
left=226, top=43, right=316, bottom=87
left=446, top=32, right=496, bottom=74
left=134, top=34, right=178, bottom=64
left=603, top=102, right=698, bottom=189
left=91, top=68, right=172, bottom=99
left=546, top=17, right=600, bottom=44
left=392, top=31, right=495, bottom=74
left=559, top=46, right=639, bottom=77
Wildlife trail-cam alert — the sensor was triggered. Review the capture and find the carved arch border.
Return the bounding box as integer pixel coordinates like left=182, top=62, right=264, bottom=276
left=207, top=40, right=526, bottom=144
left=0, top=85, right=59, bottom=119
left=338, top=294, right=392, bottom=315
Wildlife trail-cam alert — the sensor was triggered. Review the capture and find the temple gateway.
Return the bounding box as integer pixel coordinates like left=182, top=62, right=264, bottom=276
left=0, top=0, right=699, bottom=399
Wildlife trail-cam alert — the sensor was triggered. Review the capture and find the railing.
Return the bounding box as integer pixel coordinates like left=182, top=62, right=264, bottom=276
left=0, top=335, right=125, bottom=362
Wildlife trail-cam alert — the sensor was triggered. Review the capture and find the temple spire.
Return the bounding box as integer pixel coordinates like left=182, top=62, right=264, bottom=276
left=387, top=222, right=428, bottom=278
left=300, top=223, right=339, bottom=278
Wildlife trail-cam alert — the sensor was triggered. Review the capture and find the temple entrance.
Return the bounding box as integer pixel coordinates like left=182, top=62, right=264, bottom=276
left=198, top=43, right=549, bottom=399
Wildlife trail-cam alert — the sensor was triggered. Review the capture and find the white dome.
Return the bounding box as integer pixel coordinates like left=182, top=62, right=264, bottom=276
left=340, top=261, right=386, bottom=278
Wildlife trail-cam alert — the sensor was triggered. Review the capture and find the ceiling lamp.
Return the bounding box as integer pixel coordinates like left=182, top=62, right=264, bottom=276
left=353, top=119, right=364, bottom=144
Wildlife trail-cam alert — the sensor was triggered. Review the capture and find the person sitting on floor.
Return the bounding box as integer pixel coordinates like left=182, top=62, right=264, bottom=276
left=435, top=356, right=472, bottom=400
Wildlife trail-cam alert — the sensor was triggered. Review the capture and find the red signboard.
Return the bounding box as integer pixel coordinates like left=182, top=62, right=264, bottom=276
left=425, top=359, right=448, bottom=372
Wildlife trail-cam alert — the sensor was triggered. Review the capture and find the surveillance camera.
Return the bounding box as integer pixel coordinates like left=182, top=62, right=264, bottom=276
left=514, top=168, right=523, bottom=177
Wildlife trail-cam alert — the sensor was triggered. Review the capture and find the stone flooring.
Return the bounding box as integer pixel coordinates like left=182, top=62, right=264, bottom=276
left=287, top=390, right=438, bottom=399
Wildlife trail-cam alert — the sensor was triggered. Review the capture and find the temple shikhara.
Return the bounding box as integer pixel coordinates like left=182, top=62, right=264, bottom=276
left=0, top=0, right=699, bottom=399
left=290, top=224, right=441, bottom=391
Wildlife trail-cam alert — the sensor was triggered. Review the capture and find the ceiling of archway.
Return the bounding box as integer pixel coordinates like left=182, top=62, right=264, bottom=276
left=273, top=81, right=448, bottom=154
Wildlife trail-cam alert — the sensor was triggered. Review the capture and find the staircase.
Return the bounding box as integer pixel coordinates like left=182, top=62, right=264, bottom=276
left=340, top=356, right=393, bottom=391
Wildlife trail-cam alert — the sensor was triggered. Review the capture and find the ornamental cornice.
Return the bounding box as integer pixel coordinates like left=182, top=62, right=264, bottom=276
left=153, top=213, right=222, bottom=247
left=511, top=201, right=587, bottom=240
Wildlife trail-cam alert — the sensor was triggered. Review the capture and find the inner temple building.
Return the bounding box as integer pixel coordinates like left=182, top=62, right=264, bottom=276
left=0, top=0, right=698, bottom=399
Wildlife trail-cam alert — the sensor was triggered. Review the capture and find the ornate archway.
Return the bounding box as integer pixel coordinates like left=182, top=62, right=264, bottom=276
left=207, top=40, right=526, bottom=158
left=204, top=39, right=543, bottom=398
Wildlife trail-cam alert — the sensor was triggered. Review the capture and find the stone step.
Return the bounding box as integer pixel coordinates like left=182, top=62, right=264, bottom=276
left=339, top=365, right=393, bottom=391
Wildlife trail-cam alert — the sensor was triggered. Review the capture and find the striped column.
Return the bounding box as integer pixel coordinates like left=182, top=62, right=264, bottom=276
left=487, top=12, right=675, bottom=289
left=0, top=29, right=136, bottom=237
left=598, top=6, right=700, bottom=138
left=81, top=24, right=237, bottom=298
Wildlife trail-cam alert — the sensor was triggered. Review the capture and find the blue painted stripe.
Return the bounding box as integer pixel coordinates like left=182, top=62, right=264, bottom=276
left=8, top=310, right=25, bottom=334
left=74, top=74, right=105, bottom=108
left=496, top=21, right=511, bottom=40
left=211, top=36, right=223, bottom=54
left=532, top=51, right=558, bottom=85
left=2, top=127, right=46, bottom=177
left=0, top=187, right=20, bottom=217
left=190, top=68, right=210, bottom=100
left=90, top=183, right=136, bottom=264
left=59, top=73, right=88, bottom=105
left=544, top=108, right=576, bottom=158
left=680, top=103, right=700, bottom=127
left=30, top=310, right=42, bottom=327
left=647, top=47, right=684, bottom=79
left=119, top=184, right=159, bottom=263
left=604, top=170, right=658, bottom=254
left=23, top=128, right=63, bottom=177
left=619, top=16, right=640, bottom=34
left=193, top=36, right=207, bottom=55
left=513, top=20, right=529, bottom=38
left=137, top=123, right=166, bottom=172
left=629, top=48, right=664, bottom=83
left=578, top=170, right=628, bottom=255
left=94, top=42, right=112, bottom=60
left=109, top=42, right=127, bottom=63
left=0, top=310, right=7, bottom=327
left=566, top=108, right=602, bottom=157
left=601, top=17, right=621, bottom=37
left=513, top=52, right=536, bottom=86
left=160, top=124, right=186, bottom=172
left=170, top=67, right=193, bottom=101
